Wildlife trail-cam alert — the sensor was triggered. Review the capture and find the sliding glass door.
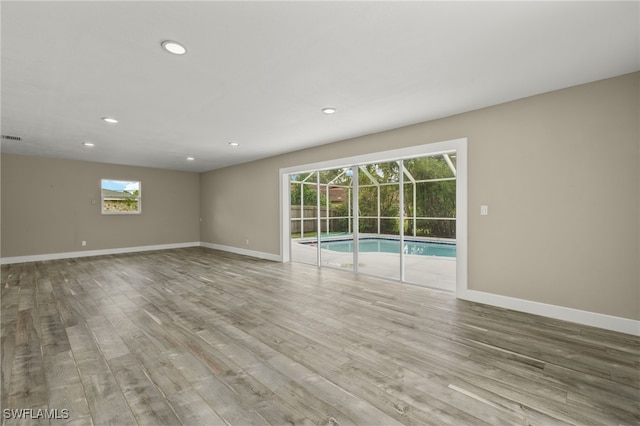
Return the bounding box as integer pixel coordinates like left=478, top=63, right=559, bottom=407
left=357, top=162, right=401, bottom=281
left=402, top=155, right=457, bottom=289
left=289, top=172, right=318, bottom=266
left=318, top=168, right=354, bottom=270
left=287, top=150, right=458, bottom=292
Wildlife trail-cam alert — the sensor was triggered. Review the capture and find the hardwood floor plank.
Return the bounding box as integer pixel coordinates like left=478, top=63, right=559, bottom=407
left=81, top=372, right=138, bottom=426
left=123, top=334, right=193, bottom=399
left=193, top=374, right=271, bottom=425
left=545, top=362, right=640, bottom=423
left=267, top=353, right=405, bottom=425
left=85, top=317, right=131, bottom=361
left=8, top=309, right=48, bottom=410
left=44, top=350, right=93, bottom=425
left=167, top=387, right=227, bottom=426
left=1, top=279, right=20, bottom=413
left=108, top=353, right=182, bottom=425
left=196, top=329, right=344, bottom=425
left=65, top=322, right=138, bottom=424
left=1, top=247, right=638, bottom=425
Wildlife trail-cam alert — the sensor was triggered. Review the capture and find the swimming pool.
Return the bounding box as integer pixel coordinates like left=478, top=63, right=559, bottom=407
left=307, top=238, right=456, bottom=258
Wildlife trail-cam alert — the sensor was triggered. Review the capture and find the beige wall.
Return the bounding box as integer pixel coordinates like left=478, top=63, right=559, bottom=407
left=1, top=155, right=200, bottom=257
left=201, top=73, right=639, bottom=320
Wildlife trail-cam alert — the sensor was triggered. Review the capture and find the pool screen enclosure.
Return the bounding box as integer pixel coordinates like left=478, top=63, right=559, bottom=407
left=288, top=152, right=457, bottom=291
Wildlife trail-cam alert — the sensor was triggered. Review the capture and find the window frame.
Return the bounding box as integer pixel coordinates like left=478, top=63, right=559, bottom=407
left=100, top=179, right=142, bottom=215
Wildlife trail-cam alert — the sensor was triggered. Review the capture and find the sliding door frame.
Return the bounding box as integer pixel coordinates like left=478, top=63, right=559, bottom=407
left=280, top=138, right=467, bottom=296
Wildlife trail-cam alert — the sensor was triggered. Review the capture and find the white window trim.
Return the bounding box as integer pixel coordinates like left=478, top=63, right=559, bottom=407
left=101, top=179, right=142, bottom=215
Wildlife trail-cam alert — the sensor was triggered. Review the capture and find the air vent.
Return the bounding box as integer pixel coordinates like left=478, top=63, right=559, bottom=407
left=1, top=135, right=21, bottom=141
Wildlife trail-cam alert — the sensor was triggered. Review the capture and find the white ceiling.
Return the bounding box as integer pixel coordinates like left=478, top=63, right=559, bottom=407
left=1, top=1, right=638, bottom=173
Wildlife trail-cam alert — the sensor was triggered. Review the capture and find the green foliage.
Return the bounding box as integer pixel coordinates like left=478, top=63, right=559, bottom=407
left=290, top=156, right=457, bottom=238
left=404, top=157, right=456, bottom=238
left=124, top=189, right=140, bottom=210
left=331, top=202, right=351, bottom=232
left=357, top=157, right=456, bottom=237
left=319, top=169, right=350, bottom=185
left=356, top=163, right=399, bottom=234
left=290, top=183, right=327, bottom=206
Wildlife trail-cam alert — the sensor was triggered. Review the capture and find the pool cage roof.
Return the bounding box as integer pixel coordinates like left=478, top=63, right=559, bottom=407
left=289, top=153, right=458, bottom=239
left=290, top=153, right=457, bottom=187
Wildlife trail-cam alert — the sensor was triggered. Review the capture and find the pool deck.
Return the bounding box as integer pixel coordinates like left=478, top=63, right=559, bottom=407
left=291, top=238, right=456, bottom=292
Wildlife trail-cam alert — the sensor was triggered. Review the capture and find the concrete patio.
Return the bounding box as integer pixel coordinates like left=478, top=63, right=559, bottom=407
left=291, top=239, right=456, bottom=292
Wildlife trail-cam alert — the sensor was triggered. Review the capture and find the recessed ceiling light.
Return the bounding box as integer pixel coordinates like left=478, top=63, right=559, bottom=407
left=102, top=117, right=118, bottom=124
left=186, top=156, right=195, bottom=161
left=82, top=142, right=95, bottom=147
left=322, top=107, right=336, bottom=115
left=161, top=40, right=187, bottom=55
left=228, top=142, right=239, bottom=147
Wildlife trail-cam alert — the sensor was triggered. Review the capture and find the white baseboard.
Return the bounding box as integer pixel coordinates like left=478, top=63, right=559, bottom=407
left=200, top=242, right=281, bottom=262
left=0, top=241, right=281, bottom=265
left=0, top=242, right=201, bottom=265
left=459, top=289, right=640, bottom=336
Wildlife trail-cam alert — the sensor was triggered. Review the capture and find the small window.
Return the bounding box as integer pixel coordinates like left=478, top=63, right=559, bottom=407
left=101, top=179, right=141, bottom=214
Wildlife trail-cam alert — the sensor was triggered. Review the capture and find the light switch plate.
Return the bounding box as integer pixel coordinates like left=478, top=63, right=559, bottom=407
left=480, top=205, right=489, bottom=215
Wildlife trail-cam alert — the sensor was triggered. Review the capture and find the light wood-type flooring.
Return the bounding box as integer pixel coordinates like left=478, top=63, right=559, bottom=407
left=1, top=247, right=638, bottom=425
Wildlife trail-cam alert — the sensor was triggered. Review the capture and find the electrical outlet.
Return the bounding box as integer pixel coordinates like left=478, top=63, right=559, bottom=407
left=82, top=241, right=87, bottom=246
left=246, top=239, right=250, bottom=245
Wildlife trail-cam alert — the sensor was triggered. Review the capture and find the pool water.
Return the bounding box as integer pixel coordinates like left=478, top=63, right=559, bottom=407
left=312, top=238, right=456, bottom=258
